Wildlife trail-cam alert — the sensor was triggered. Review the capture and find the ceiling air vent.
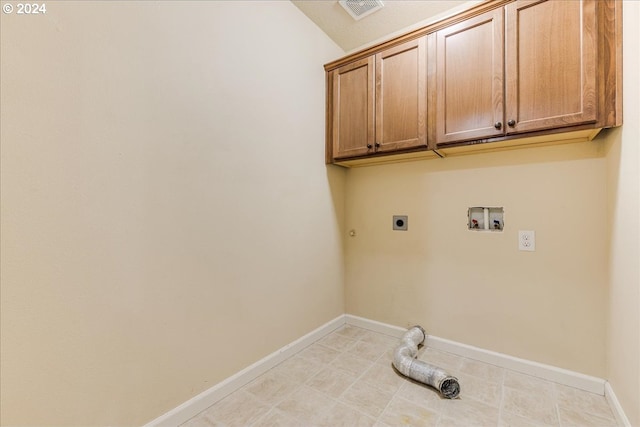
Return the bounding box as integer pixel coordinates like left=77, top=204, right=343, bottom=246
left=338, top=0, right=384, bottom=21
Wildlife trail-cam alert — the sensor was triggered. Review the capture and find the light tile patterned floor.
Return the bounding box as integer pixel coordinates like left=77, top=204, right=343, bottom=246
left=182, top=325, right=618, bottom=427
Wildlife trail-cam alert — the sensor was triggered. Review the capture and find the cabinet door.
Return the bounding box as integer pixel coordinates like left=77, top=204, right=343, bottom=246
left=435, top=8, right=504, bottom=145
left=375, top=38, right=427, bottom=152
left=505, top=0, right=597, bottom=134
left=332, top=57, right=374, bottom=159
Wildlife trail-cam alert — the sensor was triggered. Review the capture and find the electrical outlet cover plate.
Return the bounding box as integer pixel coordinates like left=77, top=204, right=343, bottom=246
left=519, top=230, right=535, bottom=251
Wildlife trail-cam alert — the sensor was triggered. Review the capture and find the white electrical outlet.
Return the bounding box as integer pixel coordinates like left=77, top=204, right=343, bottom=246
left=519, top=230, right=536, bottom=251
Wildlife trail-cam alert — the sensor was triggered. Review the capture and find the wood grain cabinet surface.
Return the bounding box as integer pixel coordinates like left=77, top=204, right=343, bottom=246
left=504, top=0, right=598, bottom=135
left=325, top=0, right=622, bottom=166
left=432, top=7, right=505, bottom=145
left=331, top=38, right=426, bottom=160
left=331, top=57, right=374, bottom=159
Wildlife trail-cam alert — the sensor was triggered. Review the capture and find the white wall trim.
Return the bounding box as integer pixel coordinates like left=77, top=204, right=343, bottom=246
left=427, top=335, right=606, bottom=394
left=344, top=315, right=606, bottom=395
left=143, top=315, right=345, bottom=427
left=344, top=314, right=406, bottom=338
left=605, top=381, right=632, bottom=427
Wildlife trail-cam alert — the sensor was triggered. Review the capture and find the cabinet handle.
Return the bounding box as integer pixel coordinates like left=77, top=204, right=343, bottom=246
left=494, top=122, right=502, bottom=130
left=367, top=144, right=373, bottom=149
left=375, top=142, right=380, bottom=148
left=507, top=119, right=516, bottom=127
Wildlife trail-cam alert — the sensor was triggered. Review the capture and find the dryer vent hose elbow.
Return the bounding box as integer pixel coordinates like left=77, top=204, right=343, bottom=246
left=392, top=326, right=460, bottom=399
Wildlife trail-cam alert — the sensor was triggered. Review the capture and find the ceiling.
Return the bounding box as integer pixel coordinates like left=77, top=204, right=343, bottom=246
left=291, top=0, right=480, bottom=53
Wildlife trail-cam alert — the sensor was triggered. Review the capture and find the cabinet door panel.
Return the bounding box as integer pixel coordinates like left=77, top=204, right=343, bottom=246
left=435, top=8, right=504, bottom=145
left=332, top=57, right=374, bottom=159
left=375, top=38, right=426, bottom=152
left=505, top=0, right=597, bottom=133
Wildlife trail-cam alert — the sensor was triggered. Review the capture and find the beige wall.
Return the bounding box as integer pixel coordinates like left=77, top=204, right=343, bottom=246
left=0, top=2, right=345, bottom=425
left=345, top=142, right=609, bottom=377
left=606, top=1, right=640, bottom=425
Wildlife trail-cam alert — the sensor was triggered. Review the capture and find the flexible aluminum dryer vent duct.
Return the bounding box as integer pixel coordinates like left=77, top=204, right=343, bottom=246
left=393, top=326, right=461, bottom=399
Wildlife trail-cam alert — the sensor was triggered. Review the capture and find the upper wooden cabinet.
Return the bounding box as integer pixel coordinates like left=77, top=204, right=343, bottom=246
left=433, top=0, right=600, bottom=146
left=375, top=38, right=427, bottom=154
left=330, top=38, right=427, bottom=160
left=504, top=0, right=597, bottom=134
left=325, top=0, right=621, bottom=166
left=331, top=57, right=374, bottom=159
left=433, top=8, right=505, bottom=144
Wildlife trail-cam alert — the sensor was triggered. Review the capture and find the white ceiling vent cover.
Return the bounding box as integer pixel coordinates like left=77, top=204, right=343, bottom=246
left=339, top=0, right=384, bottom=21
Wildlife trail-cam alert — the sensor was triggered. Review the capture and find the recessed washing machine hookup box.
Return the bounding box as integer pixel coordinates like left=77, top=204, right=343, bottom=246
left=468, top=207, right=504, bottom=231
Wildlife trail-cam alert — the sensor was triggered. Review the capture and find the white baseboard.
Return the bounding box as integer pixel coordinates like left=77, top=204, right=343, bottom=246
left=344, top=314, right=406, bottom=338
left=143, top=315, right=345, bottom=427
left=146, top=314, right=630, bottom=427
left=605, top=381, right=632, bottom=427
left=427, top=335, right=606, bottom=395
left=344, top=315, right=606, bottom=395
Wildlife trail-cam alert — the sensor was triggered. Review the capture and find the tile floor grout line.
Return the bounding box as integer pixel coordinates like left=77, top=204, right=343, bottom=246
left=338, top=326, right=399, bottom=421
left=303, top=351, right=369, bottom=417
left=242, top=368, right=304, bottom=408
left=497, top=364, right=507, bottom=427
left=303, top=325, right=387, bottom=424
left=556, top=401, right=564, bottom=427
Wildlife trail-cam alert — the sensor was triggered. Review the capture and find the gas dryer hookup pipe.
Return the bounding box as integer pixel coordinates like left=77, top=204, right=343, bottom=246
left=392, top=326, right=461, bottom=399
